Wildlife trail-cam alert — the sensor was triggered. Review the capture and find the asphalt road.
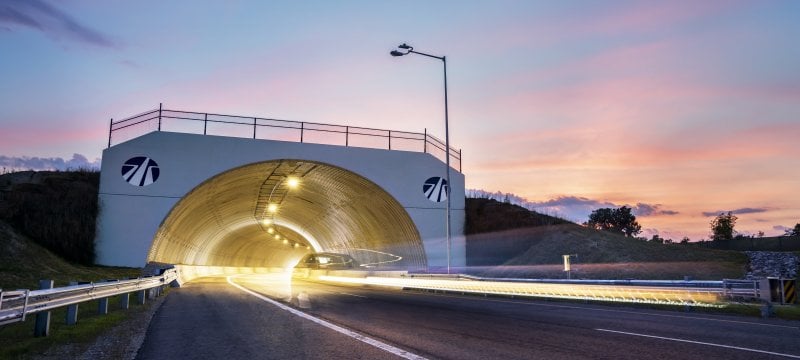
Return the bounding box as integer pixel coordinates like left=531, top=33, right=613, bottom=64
left=137, top=274, right=800, bottom=359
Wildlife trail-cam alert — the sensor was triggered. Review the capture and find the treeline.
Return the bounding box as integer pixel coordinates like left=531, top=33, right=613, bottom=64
left=0, top=170, right=99, bottom=264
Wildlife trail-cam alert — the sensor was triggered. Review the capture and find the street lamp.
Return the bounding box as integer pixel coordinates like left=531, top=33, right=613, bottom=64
left=391, top=43, right=452, bottom=274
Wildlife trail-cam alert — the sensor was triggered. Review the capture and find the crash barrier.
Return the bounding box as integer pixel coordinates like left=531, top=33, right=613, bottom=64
left=760, top=278, right=797, bottom=305
left=305, top=270, right=791, bottom=307
left=0, top=269, right=178, bottom=336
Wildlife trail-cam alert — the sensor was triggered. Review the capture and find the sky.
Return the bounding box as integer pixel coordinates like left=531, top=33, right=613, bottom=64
left=1, top=0, right=798, bottom=241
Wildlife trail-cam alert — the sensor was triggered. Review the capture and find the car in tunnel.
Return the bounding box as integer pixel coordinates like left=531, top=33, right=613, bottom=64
left=295, top=253, right=359, bottom=270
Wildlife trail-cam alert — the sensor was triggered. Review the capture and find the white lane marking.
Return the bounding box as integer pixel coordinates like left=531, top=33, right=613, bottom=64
left=226, top=275, right=426, bottom=360
left=340, top=292, right=368, bottom=298
left=596, top=328, right=800, bottom=359
left=417, top=292, right=798, bottom=330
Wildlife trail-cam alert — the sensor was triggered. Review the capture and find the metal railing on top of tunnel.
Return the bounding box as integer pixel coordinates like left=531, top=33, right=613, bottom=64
left=108, top=105, right=462, bottom=172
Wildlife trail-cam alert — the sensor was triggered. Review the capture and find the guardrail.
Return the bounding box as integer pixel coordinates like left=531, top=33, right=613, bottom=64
left=108, top=105, right=463, bottom=172
left=404, top=274, right=763, bottom=298
left=0, top=269, right=178, bottom=335
left=310, top=271, right=768, bottom=306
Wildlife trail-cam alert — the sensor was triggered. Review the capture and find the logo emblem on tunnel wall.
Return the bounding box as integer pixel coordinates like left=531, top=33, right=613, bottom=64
left=423, top=177, right=448, bottom=202
left=121, top=157, right=160, bottom=187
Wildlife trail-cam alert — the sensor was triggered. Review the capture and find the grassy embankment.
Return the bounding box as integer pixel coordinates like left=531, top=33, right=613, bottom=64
left=465, top=198, right=747, bottom=280
left=0, top=171, right=145, bottom=359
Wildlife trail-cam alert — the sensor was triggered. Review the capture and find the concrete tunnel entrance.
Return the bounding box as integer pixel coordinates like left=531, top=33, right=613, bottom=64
left=146, top=160, right=427, bottom=270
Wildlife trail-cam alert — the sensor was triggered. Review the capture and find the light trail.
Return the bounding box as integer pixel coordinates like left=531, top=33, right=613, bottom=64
left=317, top=276, right=723, bottom=307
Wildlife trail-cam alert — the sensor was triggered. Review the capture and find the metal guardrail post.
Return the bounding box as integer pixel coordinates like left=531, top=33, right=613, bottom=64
left=137, top=289, right=146, bottom=305
left=253, top=118, right=257, bottom=139
left=66, top=281, right=79, bottom=325
left=120, top=292, right=130, bottom=310
left=120, top=278, right=131, bottom=310
left=203, top=113, right=208, bottom=135
left=424, top=128, right=427, bottom=153
left=107, top=118, right=113, bottom=148
left=157, top=103, right=162, bottom=131
left=34, top=280, right=53, bottom=337
left=98, top=296, right=109, bottom=315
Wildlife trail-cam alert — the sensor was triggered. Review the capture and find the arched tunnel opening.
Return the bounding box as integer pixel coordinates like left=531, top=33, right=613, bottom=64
left=146, top=160, right=427, bottom=271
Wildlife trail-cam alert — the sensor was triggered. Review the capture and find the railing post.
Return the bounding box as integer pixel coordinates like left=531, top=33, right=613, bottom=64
left=108, top=118, right=113, bottom=148
left=346, top=126, right=349, bottom=147
left=388, top=130, right=392, bottom=150
left=34, top=280, right=53, bottom=337
left=66, top=281, right=79, bottom=325
left=203, top=113, right=208, bottom=135
left=300, top=122, right=304, bottom=143
left=424, top=128, right=427, bottom=153
left=253, top=118, right=257, bottom=139
left=158, top=103, right=162, bottom=131
left=459, top=149, right=462, bottom=172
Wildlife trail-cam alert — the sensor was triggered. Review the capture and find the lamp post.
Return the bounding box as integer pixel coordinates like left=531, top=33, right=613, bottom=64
left=391, top=43, right=452, bottom=274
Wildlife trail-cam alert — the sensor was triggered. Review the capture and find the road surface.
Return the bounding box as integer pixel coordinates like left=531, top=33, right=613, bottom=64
left=136, top=274, right=800, bottom=359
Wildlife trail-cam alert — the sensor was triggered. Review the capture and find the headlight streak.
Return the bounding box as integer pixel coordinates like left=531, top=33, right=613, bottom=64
left=346, top=248, right=403, bottom=267
left=317, top=276, right=724, bottom=307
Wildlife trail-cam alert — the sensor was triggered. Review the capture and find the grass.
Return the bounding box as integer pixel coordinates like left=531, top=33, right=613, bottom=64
left=0, top=294, right=161, bottom=359
left=0, top=219, right=147, bottom=359
left=465, top=199, right=748, bottom=280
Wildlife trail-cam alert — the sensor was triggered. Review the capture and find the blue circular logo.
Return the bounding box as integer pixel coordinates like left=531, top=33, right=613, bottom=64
left=121, top=156, right=160, bottom=187
left=423, top=176, right=448, bottom=202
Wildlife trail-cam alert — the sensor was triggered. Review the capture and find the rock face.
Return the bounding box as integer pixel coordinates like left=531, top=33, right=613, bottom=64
left=745, top=251, right=799, bottom=279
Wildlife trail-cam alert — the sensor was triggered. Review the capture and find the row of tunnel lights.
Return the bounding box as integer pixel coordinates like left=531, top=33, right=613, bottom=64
left=263, top=176, right=310, bottom=250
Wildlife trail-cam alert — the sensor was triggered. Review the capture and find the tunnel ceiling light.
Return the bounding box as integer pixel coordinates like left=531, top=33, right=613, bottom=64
left=274, top=234, right=280, bottom=240
left=262, top=219, right=272, bottom=225
left=286, top=177, right=300, bottom=189
left=282, top=239, right=288, bottom=244
left=267, top=203, right=279, bottom=213
left=267, top=227, right=275, bottom=234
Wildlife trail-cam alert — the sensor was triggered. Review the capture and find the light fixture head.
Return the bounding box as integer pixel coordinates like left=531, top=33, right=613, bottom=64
left=274, top=234, right=280, bottom=240
left=282, top=239, right=288, bottom=244
left=267, top=227, right=274, bottom=234
left=262, top=219, right=272, bottom=225
left=286, top=176, right=300, bottom=189
left=398, top=43, right=412, bottom=49
left=267, top=203, right=279, bottom=213
left=390, top=50, right=405, bottom=57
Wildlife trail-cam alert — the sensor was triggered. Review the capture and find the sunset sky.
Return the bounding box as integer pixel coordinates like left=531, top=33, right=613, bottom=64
left=1, top=1, right=798, bottom=240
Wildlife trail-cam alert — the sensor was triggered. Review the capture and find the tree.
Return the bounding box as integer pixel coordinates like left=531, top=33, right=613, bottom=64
left=710, top=212, right=737, bottom=241
left=680, top=236, right=690, bottom=244
left=784, top=223, right=800, bottom=237
left=585, top=206, right=642, bottom=237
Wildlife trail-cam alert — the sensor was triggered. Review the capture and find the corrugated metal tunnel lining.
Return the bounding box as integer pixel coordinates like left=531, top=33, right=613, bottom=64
left=147, top=160, right=426, bottom=269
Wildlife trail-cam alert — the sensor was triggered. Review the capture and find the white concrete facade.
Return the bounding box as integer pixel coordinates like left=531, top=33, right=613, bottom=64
left=95, top=131, right=465, bottom=269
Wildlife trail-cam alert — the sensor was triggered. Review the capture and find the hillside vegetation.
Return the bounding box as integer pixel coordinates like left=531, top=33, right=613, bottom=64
left=0, top=171, right=99, bottom=264
left=465, top=198, right=747, bottom=280
left=0, top=220, right=139, bottom=289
